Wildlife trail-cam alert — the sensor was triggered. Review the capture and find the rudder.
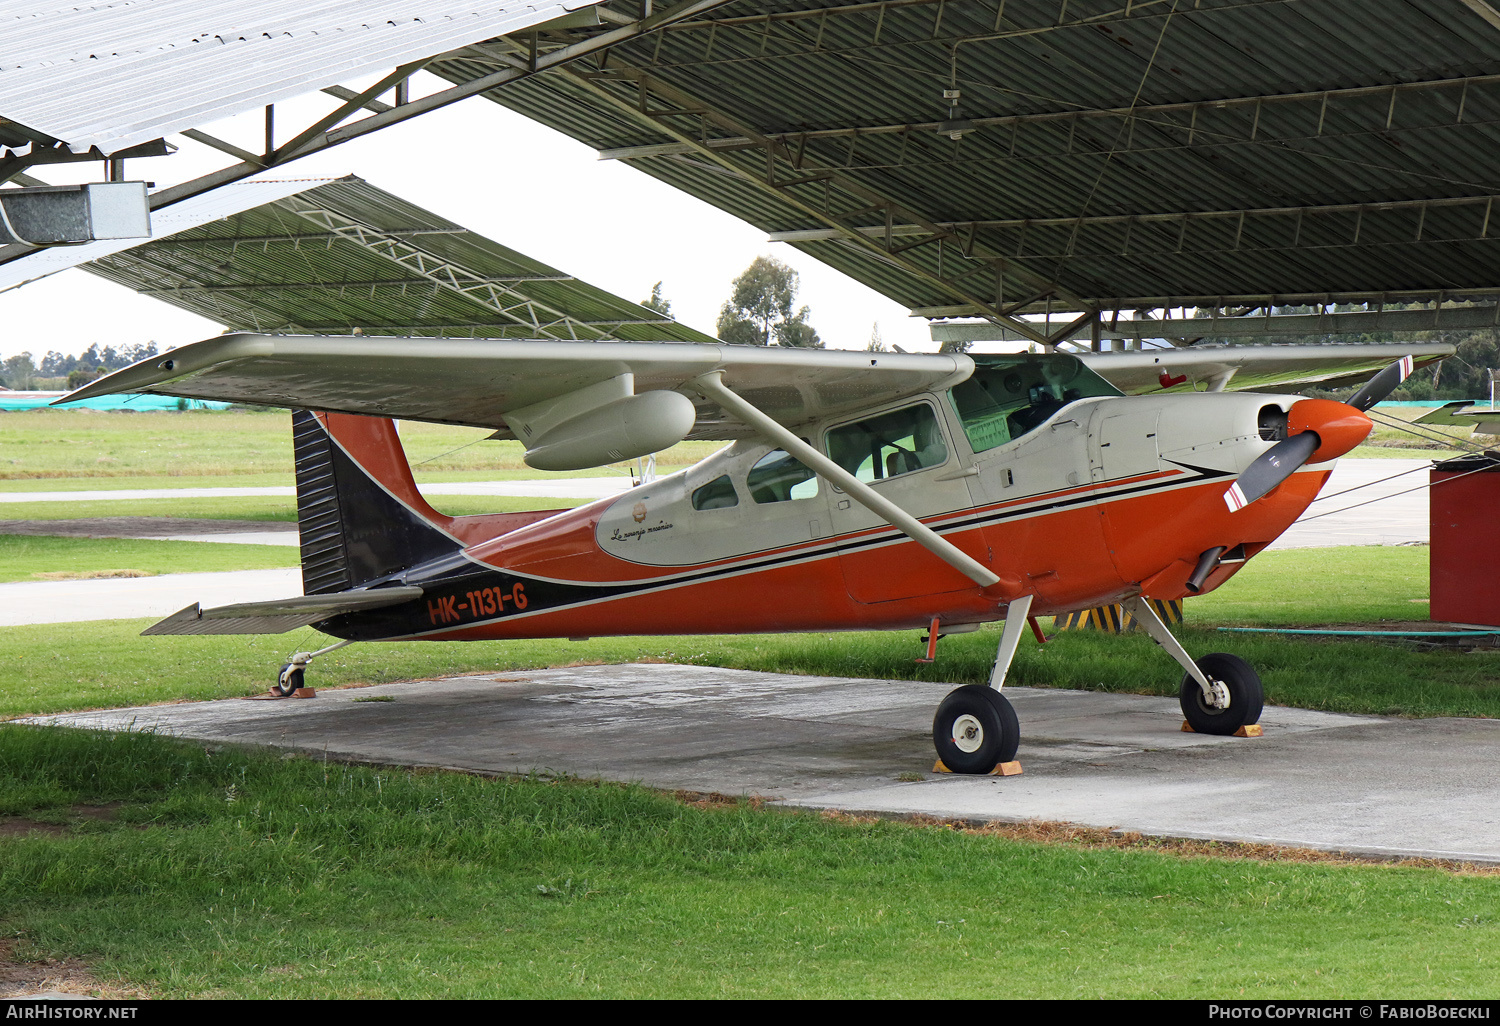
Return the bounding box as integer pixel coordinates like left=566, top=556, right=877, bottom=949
left=291, top=410, right=461, bottom=593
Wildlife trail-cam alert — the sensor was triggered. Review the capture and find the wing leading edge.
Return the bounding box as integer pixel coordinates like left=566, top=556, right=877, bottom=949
left=62, top=333, right=975, bottom=440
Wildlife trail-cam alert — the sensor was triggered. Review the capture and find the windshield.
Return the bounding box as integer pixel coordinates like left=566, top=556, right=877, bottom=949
left=948, top=353, right=1121, bottom=454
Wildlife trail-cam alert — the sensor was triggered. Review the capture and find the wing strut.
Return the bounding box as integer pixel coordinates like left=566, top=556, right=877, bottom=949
left=689, top=371, right=1000, bottom=589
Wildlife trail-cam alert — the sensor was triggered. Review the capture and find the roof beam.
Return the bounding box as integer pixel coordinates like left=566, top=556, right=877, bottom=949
left=134, top=275, right=576, bottom=295
left=556, top=58, right=1094, bottom=345
left=772, top=194, right=1500, bottom=238
left=931, top=301, right=1500, bottom=343
left=162, top=229, right=464, bottom=248
left=597, top=72, right=1500, bottom=163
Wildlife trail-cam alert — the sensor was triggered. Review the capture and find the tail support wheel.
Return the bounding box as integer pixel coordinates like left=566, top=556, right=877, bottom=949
left=933, top=684, right=1020, bottom=774
left=1179, top=653, right=1263, bottom=735
left=274, top=662, right=305, bottom=697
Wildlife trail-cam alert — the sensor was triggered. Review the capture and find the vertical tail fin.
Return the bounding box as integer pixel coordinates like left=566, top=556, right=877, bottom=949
left=291, top=410, right=462, bottom=593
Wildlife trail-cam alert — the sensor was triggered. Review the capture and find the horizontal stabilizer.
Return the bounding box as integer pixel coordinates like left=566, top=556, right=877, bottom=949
left=1415, top=401, right=1500, bottom=434
left=143, top=586, right=424, bottom=636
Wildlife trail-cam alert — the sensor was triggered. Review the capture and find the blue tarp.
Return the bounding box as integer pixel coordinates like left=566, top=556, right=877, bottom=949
left=0, top=393, right=230, bottom=412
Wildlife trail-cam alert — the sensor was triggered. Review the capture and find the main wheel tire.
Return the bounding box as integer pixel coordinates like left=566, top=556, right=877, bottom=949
left=933, top=685, right=1020, bottom=774
left=275, top=663, right=304, bottom=697
left=1179, top=653, right=1263, bottom=736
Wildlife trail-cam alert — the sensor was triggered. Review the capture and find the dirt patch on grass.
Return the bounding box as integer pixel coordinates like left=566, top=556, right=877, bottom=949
left=670, top=789, right=769, bottom=810
left=0, top=939, right=149, bottom=1000
left=0, top=804, right=125, bottom=839
left=30, top=569, right=154, bottom=580
left=818, top=810, right=1500, bottom=874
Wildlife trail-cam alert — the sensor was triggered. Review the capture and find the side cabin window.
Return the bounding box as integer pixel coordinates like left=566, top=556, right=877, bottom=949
left=826, top=403, right=948, bottom=482
left=747, top=449, right=819, bottom=503
left=691, top=474, right=739, bottom=510
left=949, top=353, right=1121, bottom=454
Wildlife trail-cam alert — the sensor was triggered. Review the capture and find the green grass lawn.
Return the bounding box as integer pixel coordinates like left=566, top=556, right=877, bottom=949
left=1, top=546, right=1496, bottom=997
left=0, top=409, right=721, bottom=483
left=4, top=726, right=1500, bottom=999
left=0, top=535, right=299, bottom=583
left=0, top=494, right=585, bottom=522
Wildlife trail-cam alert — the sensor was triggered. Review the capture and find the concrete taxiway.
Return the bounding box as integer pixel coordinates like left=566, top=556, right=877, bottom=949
left=21, top=663, right=1500, bottom=863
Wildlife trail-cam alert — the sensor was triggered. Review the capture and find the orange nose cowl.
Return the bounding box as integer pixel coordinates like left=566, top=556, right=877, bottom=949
left=1286, top=398, right=1373, bottom=463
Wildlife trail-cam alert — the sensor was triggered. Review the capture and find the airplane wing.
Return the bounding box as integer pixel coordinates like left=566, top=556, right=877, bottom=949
left=1078, top=342, right=1453, bottom=395
left=61, top=333, right=974, bottom=440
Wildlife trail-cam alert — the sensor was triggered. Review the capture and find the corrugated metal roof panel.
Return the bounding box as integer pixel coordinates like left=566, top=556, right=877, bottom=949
left=38, top=174, right=719, bottom=343
left=420, top=0, right=1500, bottom=311
left=0, top=0, right=603, bottom=153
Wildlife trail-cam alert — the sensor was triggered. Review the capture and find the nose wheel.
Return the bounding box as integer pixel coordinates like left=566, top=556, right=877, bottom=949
left=1179, top=653, right=1263, bottom=735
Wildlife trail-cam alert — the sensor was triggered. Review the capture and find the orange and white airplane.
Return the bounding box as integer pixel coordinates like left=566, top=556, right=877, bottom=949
left=66, top=335, right=1448, bottom=774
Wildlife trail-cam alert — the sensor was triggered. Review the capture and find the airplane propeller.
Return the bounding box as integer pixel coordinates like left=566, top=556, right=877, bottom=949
left=1224, top=355, right=1415, bottom=511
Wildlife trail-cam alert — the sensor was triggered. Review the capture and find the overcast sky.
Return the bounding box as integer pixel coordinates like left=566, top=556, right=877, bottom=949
left=0, top=69, right=944, bottom=363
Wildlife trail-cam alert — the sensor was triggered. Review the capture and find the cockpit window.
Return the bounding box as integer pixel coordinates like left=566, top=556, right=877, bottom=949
left=747, top=449, right=819, bottom=503
left=691, top=475, right=739, bottom=510
left=826, top=403, right=948, bottom=482
left=949, top=353, right=1121, bottom=453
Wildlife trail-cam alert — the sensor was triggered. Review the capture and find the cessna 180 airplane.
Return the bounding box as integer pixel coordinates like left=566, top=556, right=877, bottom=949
left=64, top=334, right=1449, bottom=774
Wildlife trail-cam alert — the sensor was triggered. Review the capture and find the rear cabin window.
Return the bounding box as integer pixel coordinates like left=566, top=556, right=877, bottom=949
left=949, top=353, right=1120, bottom=454
left=747, top=449, right=819, bottom=503
left=691, top=475, right=739, bottom=510
left=826, top=403, right=948, bottom=481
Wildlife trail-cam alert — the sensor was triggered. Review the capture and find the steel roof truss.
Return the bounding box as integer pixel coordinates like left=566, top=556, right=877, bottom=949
left=276, top=197, right=623, bottom=340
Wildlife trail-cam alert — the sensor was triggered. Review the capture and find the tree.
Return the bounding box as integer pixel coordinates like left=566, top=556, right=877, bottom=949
left=716, top=256, right=823, bottom=347
left=1, top=352, right=37, bottom=390
left=641, top=282, right=672, bottom=317
left=866, top=322, right=887, bottom=353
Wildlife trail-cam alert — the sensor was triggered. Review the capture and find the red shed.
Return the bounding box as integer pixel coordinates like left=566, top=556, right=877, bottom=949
left=1431, top=454, right=1500, bottom=627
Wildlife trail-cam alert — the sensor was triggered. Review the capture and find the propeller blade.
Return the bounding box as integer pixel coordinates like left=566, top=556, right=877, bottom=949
left=1346, top=355, right=1415, bottom=412
left=1224, top=431, right=1320, bottom=511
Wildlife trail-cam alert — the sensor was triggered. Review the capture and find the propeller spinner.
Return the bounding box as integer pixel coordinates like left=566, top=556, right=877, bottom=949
left=1224, top=356, right=1414, bottom=511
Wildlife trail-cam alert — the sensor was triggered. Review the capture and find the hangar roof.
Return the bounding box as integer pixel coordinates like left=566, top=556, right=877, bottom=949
left=0, top=0, right=604, bottom=156
left=416, top=0, right=1500, bottom=335
left=0, top=174, right=714, bottom=343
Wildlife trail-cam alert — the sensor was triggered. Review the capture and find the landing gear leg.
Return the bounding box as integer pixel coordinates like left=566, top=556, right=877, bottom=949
left=932, top=595, right=1032, bottom=774
left=272, top=639, right=353, bottom=697
left=1121, top=596, right=1264, bottom=736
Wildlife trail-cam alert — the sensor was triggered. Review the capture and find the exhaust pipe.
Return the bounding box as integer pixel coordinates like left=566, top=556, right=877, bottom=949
left=1185, top=546, right=1227, bottom=594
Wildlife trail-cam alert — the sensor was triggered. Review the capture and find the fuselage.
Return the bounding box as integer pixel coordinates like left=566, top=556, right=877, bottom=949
left=325, top=353, right=1337, bottom=644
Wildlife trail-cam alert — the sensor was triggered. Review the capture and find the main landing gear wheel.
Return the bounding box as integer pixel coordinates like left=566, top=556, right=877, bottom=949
left=1179, top=653, right=1263, bottom=736
left=274, top=663, right=305, bottom=697
left=933, top=684, right=1020, bottom=774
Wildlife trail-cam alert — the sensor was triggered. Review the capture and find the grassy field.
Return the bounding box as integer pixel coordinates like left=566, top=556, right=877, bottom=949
left=0, top=535, right=298, bottom=583
left=0, top=409, right=724, bottom=483
left=5, top=726, right=1500, bottom=999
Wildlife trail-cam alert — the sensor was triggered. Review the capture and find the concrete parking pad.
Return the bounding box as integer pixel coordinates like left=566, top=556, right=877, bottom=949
left=20, top=663, right=1500, bottom=863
